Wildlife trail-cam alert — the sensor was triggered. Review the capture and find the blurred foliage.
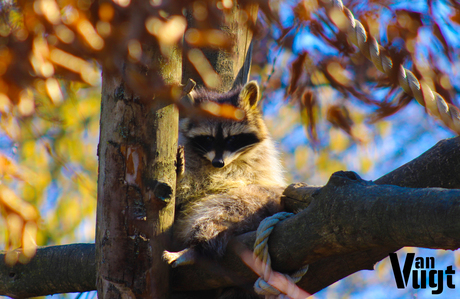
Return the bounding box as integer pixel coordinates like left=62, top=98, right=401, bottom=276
left=0, top=81, right=99, bottom=265
left=0, top=0, right=459, bottom=298
left=252, top=0, right=459, bottom=184
left=0, top=0, right=258, bottom=262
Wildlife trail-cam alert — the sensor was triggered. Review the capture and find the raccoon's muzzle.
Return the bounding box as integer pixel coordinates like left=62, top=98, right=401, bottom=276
left=212, top=149, right=225, bottom=168
left=212, top=157, right=225, bottom=168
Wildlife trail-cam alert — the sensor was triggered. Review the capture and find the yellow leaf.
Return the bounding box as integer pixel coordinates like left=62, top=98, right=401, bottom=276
left=60, top=197, right=81, bottom=230
left=329, top=129, right=349, bottom=152
left=360, top=156, right=372, bottom=173
left=377, top=120, right=391, bottom=136
left=294, top=146, right=309, bottom=170
left=316, top=151, right=346, bottom=177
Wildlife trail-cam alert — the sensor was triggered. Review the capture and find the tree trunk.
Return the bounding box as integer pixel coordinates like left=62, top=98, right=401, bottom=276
left=96, top=46, right=180, bottom=298
left=182, top=4, right=257, bottom=91
left=96, top=2, right=257, bottom=297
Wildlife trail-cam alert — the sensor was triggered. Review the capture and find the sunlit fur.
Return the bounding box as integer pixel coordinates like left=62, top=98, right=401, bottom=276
left=175, top=81, right=286, bottom=260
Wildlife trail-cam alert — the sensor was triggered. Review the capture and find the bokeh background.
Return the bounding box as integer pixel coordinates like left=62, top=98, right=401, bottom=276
left=1, top=0, right=459, bottom=298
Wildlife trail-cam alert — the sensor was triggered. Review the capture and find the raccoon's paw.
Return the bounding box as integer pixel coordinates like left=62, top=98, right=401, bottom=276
left=175, top=145, right=185, bottom=178
left=162, top=247, right=196, bottom=268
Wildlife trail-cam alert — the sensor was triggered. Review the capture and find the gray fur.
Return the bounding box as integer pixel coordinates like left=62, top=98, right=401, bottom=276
left=167, top=81, right=285, bottom=266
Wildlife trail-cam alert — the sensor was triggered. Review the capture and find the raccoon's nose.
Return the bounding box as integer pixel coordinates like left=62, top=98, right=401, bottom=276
left=212, top=158, right=225, bottom=168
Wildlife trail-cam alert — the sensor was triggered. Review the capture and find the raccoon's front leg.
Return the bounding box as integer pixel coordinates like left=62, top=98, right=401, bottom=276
left=162, top=215, right=229, bottom=267
left=163, top=199, right=237, bottom=267
left=165, top=187, right=282, bottom=267
left=162, top=247, right=197, bottom=268
left=163, top=145, right=189, bottom=267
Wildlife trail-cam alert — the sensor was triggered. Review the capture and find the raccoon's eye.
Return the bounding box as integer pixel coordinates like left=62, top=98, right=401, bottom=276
left=226, top=133, right=260, bottom=152
left=191, top=135, right=214, bottom=153
left=226, top=136, right=236, bottom=144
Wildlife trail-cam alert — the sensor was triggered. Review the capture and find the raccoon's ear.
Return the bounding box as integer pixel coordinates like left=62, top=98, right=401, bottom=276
left=180, top=91, right=195, bottom=107
left=178, top=90, right=195, bottom=118
left=239, top=81, right=260, bottom=109
left=180, top=78, right=196, bottom=108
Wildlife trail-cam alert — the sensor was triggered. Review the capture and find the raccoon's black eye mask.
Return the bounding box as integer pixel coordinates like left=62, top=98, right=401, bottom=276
left=225, top=134, right=260, bottom=152
left=191, top=136, right=214, bottom=153
left=191, top=133, right=260, bottom=154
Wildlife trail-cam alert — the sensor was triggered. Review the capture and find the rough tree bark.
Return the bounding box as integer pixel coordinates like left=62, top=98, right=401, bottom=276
left=1, top=137, right=460, bottom=298
left=0, top=244, right=96, bottom=298
left=96, top=45, right=180, bottom=298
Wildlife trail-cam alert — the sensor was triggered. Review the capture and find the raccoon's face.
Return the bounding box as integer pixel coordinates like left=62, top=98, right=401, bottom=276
left=188, top=122, right=262, bottom=168
left=180, top=81, right=268, bottom=169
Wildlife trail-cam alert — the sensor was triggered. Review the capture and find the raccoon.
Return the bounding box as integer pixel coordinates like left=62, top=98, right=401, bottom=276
left=163, top=81, right=286, bottom=270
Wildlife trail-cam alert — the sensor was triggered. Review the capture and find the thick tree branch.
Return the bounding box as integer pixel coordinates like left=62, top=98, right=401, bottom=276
left=1, top=137, right=460, bottom=298
left=170, top=171, right=460, bottom=292
left=375, top=137, right=460, bottom=188
left=0, top=244, right=95, bottom=298
left=285, top=137, right=460, bottom=293
left=290, top=136, right=460, bottom=293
